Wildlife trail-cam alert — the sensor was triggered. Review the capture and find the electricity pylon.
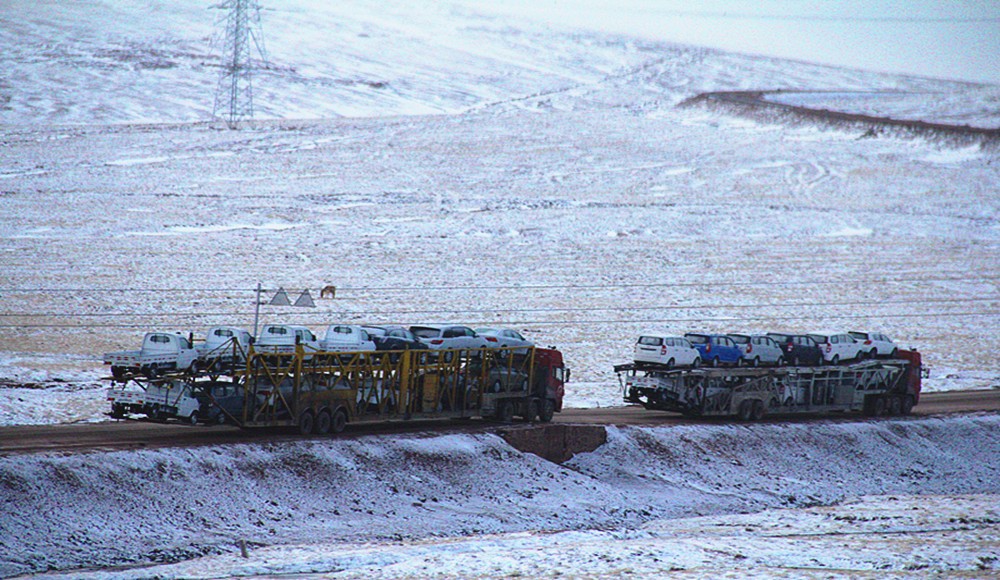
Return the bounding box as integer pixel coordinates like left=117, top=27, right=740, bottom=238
left=212, top=0, right=268, bottom=129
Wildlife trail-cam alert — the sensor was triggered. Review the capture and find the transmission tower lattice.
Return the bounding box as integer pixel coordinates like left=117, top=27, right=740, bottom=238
left=212, top=0, right=268, bottom=129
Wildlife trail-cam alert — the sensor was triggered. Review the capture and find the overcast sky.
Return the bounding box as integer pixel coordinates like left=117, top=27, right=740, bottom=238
left=466, top=0, right=1000, bottom=84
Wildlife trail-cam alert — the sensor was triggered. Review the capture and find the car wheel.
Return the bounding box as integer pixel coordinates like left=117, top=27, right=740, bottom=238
left=711, top=357, right=720, bottom=368
left=692, top=357, right=701, bottom=369
left=752, top=400, right=765, bottom=421
left=188, top=411, right=199, bottom=425
left=666, top=358, right=675, bottom=370
left=738, top=400, right=754, bottom=422
left=735, top=357, right=743, bottom=368
left=492, top=380, right=502, bottom=393
left=831, top=354, right=840, bottom=365
left=753, top=357, right=760, bottom=368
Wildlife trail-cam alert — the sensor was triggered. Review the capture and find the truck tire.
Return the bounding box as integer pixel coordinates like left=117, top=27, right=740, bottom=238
left=901, top=395, right=915, bottom=415
left=298, top=410, right=315, bottom=435
left=738, top=400, right=754, bottom=422
left=496, top=399, right=515, bottom=423
left=315, top=410, right=332, bottom=435
left=538, top=399, right=555, bottom=422
left=523, top=399, right=539, bottom=422
left=332, top=408, right=348, bottom=433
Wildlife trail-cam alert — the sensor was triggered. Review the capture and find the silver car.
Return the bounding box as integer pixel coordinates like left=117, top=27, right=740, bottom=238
left=475, top=327, right=534, bottom=356
left=728, top=334, right=784, bottom=366
left=410, top=324, right=490, bottom=361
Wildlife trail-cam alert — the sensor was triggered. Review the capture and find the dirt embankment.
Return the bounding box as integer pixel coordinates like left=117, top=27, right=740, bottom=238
left=681, top=91, right=1000, bottom=145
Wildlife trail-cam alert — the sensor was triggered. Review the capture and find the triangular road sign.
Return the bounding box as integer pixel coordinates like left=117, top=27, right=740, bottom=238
left=269, top=287, right=291, bottom=306
left=294, top=289, right=315, bottom=308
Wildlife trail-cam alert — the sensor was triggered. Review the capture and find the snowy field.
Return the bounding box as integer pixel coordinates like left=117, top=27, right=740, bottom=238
left=3, top=415, right=1000, bottom=578
left=2, top=0, right=1000, bottom=577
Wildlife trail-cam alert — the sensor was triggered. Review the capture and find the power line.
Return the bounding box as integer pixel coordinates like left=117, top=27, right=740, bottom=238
left=2, top=309, right=997, bottom=329
left=1, top=273, right=997, bottom=294
left=2, top=296, right=996, bottom=318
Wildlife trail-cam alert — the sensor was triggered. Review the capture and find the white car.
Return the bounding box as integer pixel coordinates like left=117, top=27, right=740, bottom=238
left=320, top=324, right=377, bottom=354
left=410, top=324, right=489, bottom=361
left=808, top=331, right=864, bottom=365
left=849, top=331, right=898, bottom=358
left=633, top=333, right=701, bottom=368
left=728, top=334, right=784, bottom=366
left=255, top=324, right=321, bottom=355
left=475, top=327, right=534, bottom=355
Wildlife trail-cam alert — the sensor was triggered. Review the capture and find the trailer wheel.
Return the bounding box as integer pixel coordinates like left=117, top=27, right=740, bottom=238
left=901, top=395, right=915, bottom=415
left=872, top=396, right=886, bottom=417
left=298, top=410, right=315, bottom=435
left=538, top=399, right=555, bottom=422
left=738, top=400, right=754, bottom=422
left=752, top=400, right=765, bottom=421
left=332, top=408, right=348, bottom=434
left=315, top=410, right=332, bottom=435
left=887, top=396, right=902, bottom=415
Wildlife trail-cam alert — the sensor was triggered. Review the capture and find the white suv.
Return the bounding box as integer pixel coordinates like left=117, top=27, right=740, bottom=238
left=633, top=333, right=701, bottom=368
left=320, top=324, right=377, bottom=353
left=808, top=331, right=864, bottom=365
left=848, top=331, right=898, bottom=358
left=410, top=324, right=489, bottom=361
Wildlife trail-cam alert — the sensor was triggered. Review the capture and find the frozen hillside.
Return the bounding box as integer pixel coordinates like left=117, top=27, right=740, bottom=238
left=0, top=0, right=994, bottom=125
left=3, top=415, right=1000, bottom=578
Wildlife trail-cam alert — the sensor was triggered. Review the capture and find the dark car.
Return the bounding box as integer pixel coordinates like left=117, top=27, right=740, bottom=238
left=684, top=333, right=744, bottom=366
left=767, top=333, right=823, bottom=366
left=364, top=325, right=428, bottom=351
left=195, top=380, right=246, bottom=424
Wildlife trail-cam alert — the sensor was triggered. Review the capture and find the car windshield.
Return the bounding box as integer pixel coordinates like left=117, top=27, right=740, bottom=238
left=730, top=335, right=749, bottom=344
left=848, top=331, right=867, bottom=340
left=637, top=336, right=662, bottom=346
left=807, top=334, right=828, bottom=343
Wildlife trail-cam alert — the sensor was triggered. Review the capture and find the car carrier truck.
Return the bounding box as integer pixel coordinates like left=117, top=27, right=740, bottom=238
left=616, top=349, right=922, bottom=421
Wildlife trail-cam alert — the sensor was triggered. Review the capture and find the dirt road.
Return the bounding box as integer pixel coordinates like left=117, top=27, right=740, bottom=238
left=1, top=390, right=996, bottom=456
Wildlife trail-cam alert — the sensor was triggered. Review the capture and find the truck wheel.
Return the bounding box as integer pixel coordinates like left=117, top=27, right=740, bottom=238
left=538, top=399, right=555, bottom=422
left=315, top=410, right=332, bottom=435
left=523, top=399, right=539, bottom=422
left=298, top=410, right=315, bottom=435
left=110, top=404, right=126, bottom=419
left=901, top=395, right=915, bottom=415
left=331, top=408, right=348, bottom=433
left=495, top=400, right=514, bottom=422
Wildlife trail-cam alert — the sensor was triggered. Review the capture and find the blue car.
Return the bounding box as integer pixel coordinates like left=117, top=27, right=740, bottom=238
left=684, top=333, right=745, bottom=367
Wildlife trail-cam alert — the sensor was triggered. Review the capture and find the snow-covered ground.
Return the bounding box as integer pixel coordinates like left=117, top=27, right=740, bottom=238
left=3, top=415, right=1000, bottom=578
left=2, top=1, right=1000, bottom=577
